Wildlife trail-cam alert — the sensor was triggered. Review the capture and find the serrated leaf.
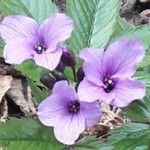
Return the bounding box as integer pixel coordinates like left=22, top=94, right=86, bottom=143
left=0, top=118, right=64, bottom=150
left=108, top=123, right=150, bottom=150
left=27, top=78, right=47, bottom=103
left=75, top=123, right=150, bottom=150
left=116, top=17, right=131, bottom=31
left=20, top=0, right=57, bottom=23
left=74, top=137, right=113, bottom=150
left=16, top=60, right=48, bottom=83
left=64, top=67, right=74, bottom=82
left=0, top=47, right=3, bottom=57
left=0, top=0, right=57, bottom=23
left=0, top=39, right=4, bottom=57
left=124, top=96, right=150, bottom=123
left=135, top=71, right=150, bottom=88
left=67, top=0, right=120, bottom=53
left=0, top=0, right=32, bottom=17
left=115, top=26, right=150, bottom=48
left=112, top=17, right=132, bottom=38
left=139, top=50, right=150, bottom=68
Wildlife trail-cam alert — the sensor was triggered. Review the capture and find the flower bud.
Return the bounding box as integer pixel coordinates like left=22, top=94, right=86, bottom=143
left=40, top=74, right=56, bottom=90
left=75, top=67, right=85, bottom=90
left=52, top=71, right=67, bottom=81
left=56, top=61, right=65, bottom=72
left=77, top=67, right=85, bottom=83
left=61, top=49, right=76, bottom=68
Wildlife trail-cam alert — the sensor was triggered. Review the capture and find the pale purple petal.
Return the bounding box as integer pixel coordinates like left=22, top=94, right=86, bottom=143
left=52, top=81, right=77, bottom=101
left=54, top=113, right=85, bottom=145
left=38, top=13, right=73, bottom=52
left=34, top=48, right=63, bottom=70
left=80, top=48, right=104, bottom=64
left=3, top=38, right=34, bottom=64
left=37, top=95, right=66, bottom=127
left=98, top=89, right=115, bottom=104
left=78, top=78, right=102, bottom=102
left=102, top=38, right=145, bottom=77
left=80, top=48, right=104, bottom=83
left=81, top=101, right=101, bottom=127
left=111, top=79, right=146, bottom=107
left=0, top=15, right=38, bottom=42
left=78, top=78, right=115, bottom=104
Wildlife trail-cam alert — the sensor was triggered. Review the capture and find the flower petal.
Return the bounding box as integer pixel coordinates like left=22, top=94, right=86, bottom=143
left=34, top=48, right=63, bottom=70
left=103, top=38, right=145, bottom=77
left=52, top=81, right=77, bottom=101
left=54, top=112, right=85, bottom=145
left=3, top=38, right=34, bottom=64
left=37, top=95, right=66, bottom=127
left=78, top=78, right=102, bottom=102
left=39, top=13, right=73, bottom=52
left=0, top=15, right=38, bottom=42
left=78, top=78, right=115, bottom=104
left=81, top=101, right=101, bottom=127
left=80, top=48, right=104, bottom=64
left=112, top=79, right=146, bottom=107
left=80, top=48, right=104, bottom=83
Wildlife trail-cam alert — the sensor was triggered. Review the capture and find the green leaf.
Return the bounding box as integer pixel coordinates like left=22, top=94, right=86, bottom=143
left=112, top=17, right=132, bottom=38
left=0, top=39, right=4, bottom=57
left=20, top=0, right=57, bottom=23
left=0, top=0, right=32, bottom=17
left=124, top=96, right=150, bottom=123
left=114, top=25, right=150, bottom=48
left=108, top=123, right=150, bottom=150
left=135, top=71, right=150, bottom=88
left=139, top=50, right=150, bottom=68
left=116, top=17, right=131, bottom=31
left=16, top=60, right=48, bottom=83
left=0, top=0, right=57, bottom=23
left=75, top=123, right=150, bottom=150
left=0, top=118, right=64, bottom=150
left=67, top=0, right=120, bottom=53
left=16, top=61, right=48, bottom=103
left=74, top=137, right=113, bottom=150
left=64, top=67, right=74, bottom=82
left=0, top=49, right=2, bottom=57
left=27, top=78, right=47, bottom=103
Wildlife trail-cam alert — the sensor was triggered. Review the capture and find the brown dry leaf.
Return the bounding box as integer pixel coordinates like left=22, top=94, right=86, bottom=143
left=100, top=101, right=127, bottom=129
left=84, top=124, right=110, bottom=138
left=0, top=75, right=12, bottom=122
left=140, top=0, right=150, bottom=2
left=0, top=68, right=6, bottom=75
left=140, top=9, right=150, bottom=17
left=0, top=75, right=12, bottom=102
left=0, top=98, right=8, bottom=122
left=6, top=78, right=36, bottom=116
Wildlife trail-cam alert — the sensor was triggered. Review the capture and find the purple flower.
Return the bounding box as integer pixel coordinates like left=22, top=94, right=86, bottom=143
left=37, top=81, right=101, bottom=145
left=0, top=14, right=73, bottom=70
left=78, top=38, right=146, bottom=107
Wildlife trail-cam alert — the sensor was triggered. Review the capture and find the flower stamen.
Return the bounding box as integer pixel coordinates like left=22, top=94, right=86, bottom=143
left=103, top=77, right=115, bottom=93
left=68, top=100, right=80, bottom=113
left=35, top=43, right=47, bottom=54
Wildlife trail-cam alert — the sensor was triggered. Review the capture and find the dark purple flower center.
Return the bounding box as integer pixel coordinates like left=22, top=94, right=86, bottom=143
left=103, top=77, right=115, bottom=93
left=68, top=100, right=80, bottom=113
left=34, top=43, right=47, bottom=54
